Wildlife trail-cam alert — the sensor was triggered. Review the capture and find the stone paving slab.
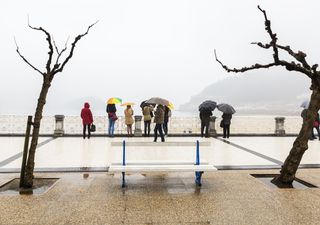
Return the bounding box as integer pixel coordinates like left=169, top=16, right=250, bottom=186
left=0, top=170, right=319, bottom=225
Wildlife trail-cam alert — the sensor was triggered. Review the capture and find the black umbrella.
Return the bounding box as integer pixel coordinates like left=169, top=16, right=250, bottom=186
left=140, top=100, right=156, bottom=109
left=199, top=100, right=217, bottom=111
left=217, top=103, right=236, bottom=114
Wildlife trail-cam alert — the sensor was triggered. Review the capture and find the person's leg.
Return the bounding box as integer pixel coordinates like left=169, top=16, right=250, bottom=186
left=147, top=121, right=151, bottom=136
left=226, top=124, right=230, bottom=138
left=83, top=124, right=86, bottom=139
left=205, top=121, right=209, bottom=138
left=129, top=125, right=132, bottom=135
left=108, top=118, right=112, bottom=136
left=316, top=126, right=320, bottom=140
left=223, top=125, right=226, bottom=138
left=159, top=124, right=165, bottom=142
left=144, top=121, right=147, bottom=136
left=310, top=128, right=316, bottom=140
left=163, top=122, right=168, bottom=135
left=88, top=124, right=91, bottom=139
left=201, top=121, right=205, bottom=137
left=112, top=120, right=115, bottom=136
left=154, top=124, right=158, bottom=142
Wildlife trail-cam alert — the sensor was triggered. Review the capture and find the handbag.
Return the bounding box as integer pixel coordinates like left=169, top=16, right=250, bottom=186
left=220, top=120, right=224, bottom=128
left=90, top=124, right=96, bottom=132
left=112, top=114, right=118, bottom=121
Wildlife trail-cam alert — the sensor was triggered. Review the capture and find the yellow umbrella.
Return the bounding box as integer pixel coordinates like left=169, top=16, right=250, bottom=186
left=107, top=97, right=122, bottom=104
left=121, top=102, right=135, bottom=106
left=168, top=102, right=174, bottom=110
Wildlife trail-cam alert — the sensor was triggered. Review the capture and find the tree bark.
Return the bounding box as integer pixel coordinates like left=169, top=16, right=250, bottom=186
left=23, top=76, right=51, bottom=188
left=272, top=89, right=320, bottom=185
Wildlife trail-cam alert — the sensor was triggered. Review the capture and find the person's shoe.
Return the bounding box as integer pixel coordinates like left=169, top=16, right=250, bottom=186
left=153, top=140, right=157, bottom=142
left=223, top=136, right=226, bottom=139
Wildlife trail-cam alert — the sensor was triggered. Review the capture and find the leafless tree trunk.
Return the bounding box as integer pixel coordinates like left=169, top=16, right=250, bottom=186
left=16, top=21, right=97, bottom=188
left=215, top=6, right=320, bottom=186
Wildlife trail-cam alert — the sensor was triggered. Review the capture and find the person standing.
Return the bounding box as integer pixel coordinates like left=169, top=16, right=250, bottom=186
left=143, top=105, right=153, bottom=137
left=154, top=105, right=165, bottom=142
left=199, top=109, right=212, bottom=138
left=80, top=102, right=93, bottom=139
left=163, top=106, right=171, bottom=136
left=106, top=103, right=117, bottom=137
left=124, top=105, right=134, bottom=136
left=222, top=113, right=232, bottom=139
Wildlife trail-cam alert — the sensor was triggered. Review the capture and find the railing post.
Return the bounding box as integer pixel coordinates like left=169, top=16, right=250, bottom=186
left=275, top=117, right=285, bottom=136
left=54, top=115, right=65, bottom=137
left=209, top=116, right=217, bottom=137
left=134, top=115, right=142, bottom=137
left=20, top=115, right=32, bottom=188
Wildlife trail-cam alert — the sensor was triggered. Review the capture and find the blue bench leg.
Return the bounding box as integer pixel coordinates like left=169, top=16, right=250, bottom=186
left=122, top=172, right=126, bottom=188
left=195, top=171, right=203, bottom=186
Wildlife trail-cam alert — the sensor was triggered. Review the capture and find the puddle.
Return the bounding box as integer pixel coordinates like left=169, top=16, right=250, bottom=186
left=0, top=178, right=59, bottom=195
left=251, top=174, right=317, bottom=189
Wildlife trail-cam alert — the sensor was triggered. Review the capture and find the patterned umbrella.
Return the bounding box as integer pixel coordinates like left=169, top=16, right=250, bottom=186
left=199, top=100, right=217, bottom=112
left=217, top=103, right=236, bottom=114
left=107, top=97, right=122, bottom=104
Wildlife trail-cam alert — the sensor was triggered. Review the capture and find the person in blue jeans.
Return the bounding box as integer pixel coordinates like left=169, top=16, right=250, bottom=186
left=106, top=104, right=117, bottom=137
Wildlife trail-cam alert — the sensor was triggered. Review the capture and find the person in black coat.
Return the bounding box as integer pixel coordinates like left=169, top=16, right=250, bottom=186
left=200, top=109, right=212, bottom=138
left=163, top=106, right=171, bottom=136
left=222, top=113, right=232, bottom=138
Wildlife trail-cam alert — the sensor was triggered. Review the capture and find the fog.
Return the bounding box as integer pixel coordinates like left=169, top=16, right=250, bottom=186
left=1, top=0, right=319, bottom=115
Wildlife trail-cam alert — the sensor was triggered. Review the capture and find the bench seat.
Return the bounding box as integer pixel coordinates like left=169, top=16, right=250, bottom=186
left=109, top=164, right=217, bottom=172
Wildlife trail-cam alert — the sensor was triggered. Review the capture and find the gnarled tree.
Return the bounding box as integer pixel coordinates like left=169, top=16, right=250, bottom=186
left=16, top=21, right=97, bottom=188
left=215, top=6, right=320, bottom=186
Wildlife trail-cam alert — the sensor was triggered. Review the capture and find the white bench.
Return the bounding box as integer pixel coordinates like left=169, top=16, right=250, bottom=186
left=108, top=140, right=217, bottom=187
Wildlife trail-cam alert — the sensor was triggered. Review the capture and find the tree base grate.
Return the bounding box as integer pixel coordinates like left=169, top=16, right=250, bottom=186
left=0, top=178, right=59, bottom=195
left=251, top=174, right=317, bottom=189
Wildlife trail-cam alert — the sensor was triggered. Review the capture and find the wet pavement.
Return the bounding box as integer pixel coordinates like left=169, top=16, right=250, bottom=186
left=0, top=170, right=320, bottom=225
left=0, top=136, right=320, bottom=224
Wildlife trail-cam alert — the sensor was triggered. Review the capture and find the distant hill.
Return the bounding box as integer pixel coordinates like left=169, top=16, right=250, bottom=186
left=179, top=70, right=311, bottom=115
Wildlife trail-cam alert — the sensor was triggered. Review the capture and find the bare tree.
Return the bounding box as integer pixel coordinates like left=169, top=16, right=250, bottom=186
left=215, top=6, right=320, bottom=186
left=16, top=20, right=97, bottom=188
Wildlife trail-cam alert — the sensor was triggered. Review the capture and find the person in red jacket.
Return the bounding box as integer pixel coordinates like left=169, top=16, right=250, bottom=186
left=81, top=102, right=93, bottom=139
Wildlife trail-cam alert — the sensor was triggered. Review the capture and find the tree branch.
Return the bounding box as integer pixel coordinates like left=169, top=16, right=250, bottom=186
left=14, top=37, right=44, bottom=76
left=53, top=36, right=69, bottom=66
left=54, top=21, right=98, bottom=74
left=276, top=44, right=311, bottom=70
left=214, top=49, right=277, bottom=73
left=28, top=19, right=54, bottom=73
left=257, top=5, right=279, bottom=63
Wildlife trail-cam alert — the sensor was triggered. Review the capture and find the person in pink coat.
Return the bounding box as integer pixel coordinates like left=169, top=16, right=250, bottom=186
left=80, top=102, right=93, bottom=139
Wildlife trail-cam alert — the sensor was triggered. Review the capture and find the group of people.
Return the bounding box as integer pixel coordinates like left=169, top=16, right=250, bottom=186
left=80, top=102, right=171, bottom=141
left=199, top=110, right=232, bottom=138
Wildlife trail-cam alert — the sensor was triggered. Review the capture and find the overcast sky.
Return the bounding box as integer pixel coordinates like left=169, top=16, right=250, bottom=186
left=1, top=0, right=319, bottom=115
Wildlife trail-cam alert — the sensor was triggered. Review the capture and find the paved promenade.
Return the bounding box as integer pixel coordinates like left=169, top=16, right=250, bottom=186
left=0, top=136, right=320, bottom=224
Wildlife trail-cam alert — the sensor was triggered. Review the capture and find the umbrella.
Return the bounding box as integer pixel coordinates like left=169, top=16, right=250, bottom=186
left=107, top=97, right=122, bottom=104
left=121, top=102, right=135, bottom=106
left=168, top=102, right=174, bottom=110
left=199, top=100, right=217, bottom=111
left=140, top=100, right=156, bottom=109
left=145, top=97, right=170, bottom=106
left=300, top=100, right=309, bottom=109
left=217, top=103, right=236, bottom=114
